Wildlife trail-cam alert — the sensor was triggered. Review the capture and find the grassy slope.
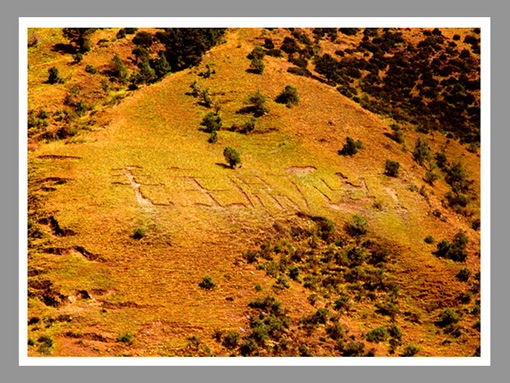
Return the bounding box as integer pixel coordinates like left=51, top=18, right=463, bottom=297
left=27, top=28, right=481, bottom=357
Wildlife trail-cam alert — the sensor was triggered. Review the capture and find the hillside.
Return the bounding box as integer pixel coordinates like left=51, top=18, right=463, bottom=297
left=26, top=27, right=481, bottom=357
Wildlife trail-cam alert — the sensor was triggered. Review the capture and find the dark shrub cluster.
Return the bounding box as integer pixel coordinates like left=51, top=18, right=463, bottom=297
left=247, top=90, right=270, bottom=117
left=306, top=28, right=480, bottom=143
left=384, top=160, right=400, bottom=177
left=48, top=66, right=64, bottom=84
left=346, top=214, right=368, bottom=236
left=275, top=85, right=299, bottom=107
left=339, top=137, right=363, bottom=156
left=434, top=232, right=469, bottom=262
left=223, top=146, right=241, bottom=169
left=156, top=28, right=225, bottom=72
left=199, top=275, right=216, bottom=290
left=365, top=326, right=389, bottom=343
left=200, top=112, right=222, bottom=133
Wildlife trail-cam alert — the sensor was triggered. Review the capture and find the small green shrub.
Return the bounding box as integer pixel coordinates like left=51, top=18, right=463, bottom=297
left=288, top=265, right=300, bottom=280
left=438, top=308, right=461, bottom=326
left=434, top=232, right=468, bottom=262
left=223, top=146, right=242, bottom=169
left=248, top=46, right=266, bottom=60
left=117, top=332, right=134, bottom=345
left=85, top=64, right=97, bottom=74
left=365, top=326, right=389, bottom=343
left=199, top=275, right=216, bottom=290
left=326, top=323, right=344, bottom=340
left=384, top=160, right=400, bottom=177
left=299, top=344, right=313, bottom=357
left=223, top=331, right=240, bottom=349
left=249, top=58, right=265, bottom=74
left=132, top=227, right=146, bottom=239
left=424, top=171, right=440, bottom=185
left=307, top=307, right=330, bottom=324
left=342, top=340, right=365, bottom=356
left=333, top=296, right=349, bottom=310
left=200, top=112, right=222, bottom=133
left=346, top=214, right=368, bottom=236
left=276, top=85, right=300, bottom=107
left=412, top=138, right=431, bottom=166
left=390, top=123, right=404, bottom=143
left=401, top=343, right=421, bottom=356
left=48, top=66, right=64, bottom=84
left=435, top=151, right=448, bottom=169
left=307, top=293, right=318, bottom=306
left=248, top=296, right=284, bottom=316
left=247, top=90, right=269, bottom=117
left=273, top=276, right=290, bottom=290
left=72, top=52, right=83, bottom=63
left=133, top=31, right=153, bottom=47
left=445, top=162, right=467, bottom=189
left=110, top=53, right=129, bottom=84
left=456, top=267, right=471, bottom=282
left=116, top=28, right=127, bottom=39
left=339, top=137, right=363, bottom=156
left=235, top=117, right=256, bottom=134
left=387, top=324, right=402, bottom=340
left=240, top=338, right=258, bottom=356
left=313, top=216, right=336, bottom=241
left=424, top=235, right=435, bottom=244
left=37, top=335, right=54, bottom=355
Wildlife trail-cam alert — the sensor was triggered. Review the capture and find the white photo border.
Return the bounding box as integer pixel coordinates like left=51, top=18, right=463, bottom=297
left=19, top=16, right=491, bottom=367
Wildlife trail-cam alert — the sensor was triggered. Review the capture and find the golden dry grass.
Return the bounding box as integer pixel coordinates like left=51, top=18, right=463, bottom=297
left=27, top=27, right=481, bottom=357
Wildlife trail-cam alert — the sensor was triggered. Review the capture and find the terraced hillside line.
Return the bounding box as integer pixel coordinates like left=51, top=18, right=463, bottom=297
left=124, top=167, right=153, bottom=206
left=229, top=176, right=255, bottom=208
left=189, top=177, right=221, bottom=207
left=313, top=185, right=332, bottom=202
left=287, top=178, right=310, bottom=209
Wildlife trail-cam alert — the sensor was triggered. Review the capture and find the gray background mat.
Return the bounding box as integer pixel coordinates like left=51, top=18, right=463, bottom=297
left=3, top=0, right=506, bottom=381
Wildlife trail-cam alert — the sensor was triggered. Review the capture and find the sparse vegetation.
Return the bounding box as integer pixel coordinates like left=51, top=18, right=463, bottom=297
left=456, top=267, right=471, bottom=281
left=199, top=275, right=216, bottom=290
left=346, top=214, right=368, bottom=236
left=275, top=85, right=299, bottom=107
left=200, top=112, right=222, bottom=133
left=438, top=308, right=461, bottom=326
left=117, top=332, right=134, bottom=345
left=365, top=326, right=389, bottom=343
left=401, top=343, right=421, bottom=356
left=132, top=227, right=146, bottom=239
left=109, top=53, right=129, bottom=84
left=48, top=66, right=64, bottom=84
left=339, top=137, right=363, bottom=156
left=384, top=160, right=400, bottom=177
left=249, top=58, right=265, bottom=74
left=434, top=232, right=469, bottom=262
left=247, top=90, right=269, bottom=117
left=223, top=146, right=241, bottom=169
left=223, top=331, right=240, bottom=349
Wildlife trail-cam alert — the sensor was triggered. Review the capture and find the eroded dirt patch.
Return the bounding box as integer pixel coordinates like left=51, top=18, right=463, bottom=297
left=285, top=166, right=317, bottom=175
left=38, top=216, right=75, bottom=237
left=44, top=246, right=101, bottom=261
left=38, top=155, right=82, bottom=160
